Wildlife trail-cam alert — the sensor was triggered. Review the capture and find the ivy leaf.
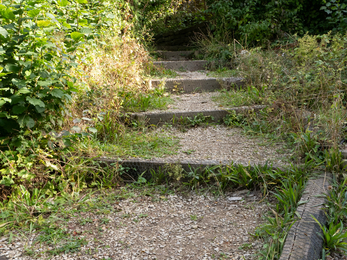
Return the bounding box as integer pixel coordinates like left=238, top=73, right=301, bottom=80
left=70, top=32, right=84, bottom=42
left=26, top=97, right=45, bottom=108
left=0, top=26, right=8, bottom=38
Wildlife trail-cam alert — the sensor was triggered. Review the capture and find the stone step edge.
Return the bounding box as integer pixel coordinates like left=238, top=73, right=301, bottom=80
left=280, top=172, right=332, bottom=260
left=130, top=105, right=266, bottom=125
left=95, top=157, right=287, bottom=180
left=151, top=50, right=196, bottom=60
left=150, top=77, right=245, bottom=93
left=153, top=60, right=208, bottom=71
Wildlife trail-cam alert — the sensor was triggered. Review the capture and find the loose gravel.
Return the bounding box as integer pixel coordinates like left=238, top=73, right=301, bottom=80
left=126, top=125, right=292, bottom=166
left=149, top=92, right=222, bottom=114
left=1, top=189, right=268, bottom=260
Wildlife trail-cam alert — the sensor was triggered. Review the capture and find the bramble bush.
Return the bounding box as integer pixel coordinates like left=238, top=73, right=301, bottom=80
left=0, top=0, right=129, bottom=146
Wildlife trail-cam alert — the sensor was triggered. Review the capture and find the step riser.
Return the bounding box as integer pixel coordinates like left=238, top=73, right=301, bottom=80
left=96, top=158, right=282, bottom=180
left=153, top=60, right=207, bottom=71
left=131, top=106, right=265, bottom=125
left=154, top=51, right=195, bottom=61
left=150, top=78, right=244, bottom=93
left=155, top=46, right=196, bottom=51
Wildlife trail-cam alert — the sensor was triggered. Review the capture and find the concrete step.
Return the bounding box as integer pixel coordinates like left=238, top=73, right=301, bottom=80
left=153, top=60, right=207, bottom=71
left=96, top=157, right=284, bottom=181
left=150, top=77, right=244, bottom=93
left=153, top=51, right=196, bottom=61
left=130, top=105, right=265, bottom=125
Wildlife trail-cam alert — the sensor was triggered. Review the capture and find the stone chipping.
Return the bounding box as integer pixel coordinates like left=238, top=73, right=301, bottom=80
left=0, top=191, right=268, bottom=260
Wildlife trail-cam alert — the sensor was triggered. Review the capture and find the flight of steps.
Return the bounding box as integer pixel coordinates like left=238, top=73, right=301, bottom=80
left=101, top=46, right=268, bottom=177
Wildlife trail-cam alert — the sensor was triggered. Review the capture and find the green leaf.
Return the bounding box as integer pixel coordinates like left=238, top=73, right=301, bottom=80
left=51, top=89, right=64, bottom=98
left=28, top=9, right=40, bottom=18
left=0, top=97, right=11, bottom=107
left=17, top=88, right=31, bottom=95
left=0, top=26, right=8, bottom=38
left=12, top=78, right=26, bottom=88
left=77, top=0, right=88, bottom=4
left=26, top=97, right=45, bottom=108
left=70, top=32, right=84, bottom=42
left=37, top=20, right=53, bottom=28
left=0, top=176, right=15, bottom=186
left=88, top=127, right=97, bottom=133
left=35, top=105, right=45, bottom=113
left=0, top=6, right=15, bottom=20
left=38, top=80, right=52, bottom=87
left=5, top=64, right=20, bottom=73
left=18, top=115, right=35, bottom=128
left=12, top=105, right=26, bottom=114
left=57, top=0, right=69, bottom=6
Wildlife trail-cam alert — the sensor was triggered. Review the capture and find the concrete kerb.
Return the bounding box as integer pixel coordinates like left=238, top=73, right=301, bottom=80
left=130, top=105, right=266, bottom=126
left=280, top=173, right=332, bottom=260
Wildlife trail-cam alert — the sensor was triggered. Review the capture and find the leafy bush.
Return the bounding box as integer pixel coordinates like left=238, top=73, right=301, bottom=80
left=206, top=0, right=346, bottom=45
left=0, top=0, right=130, bottom=146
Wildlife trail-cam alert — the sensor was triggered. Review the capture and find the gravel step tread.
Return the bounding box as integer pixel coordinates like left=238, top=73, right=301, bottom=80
left=100, top=125, right=291, bottom=176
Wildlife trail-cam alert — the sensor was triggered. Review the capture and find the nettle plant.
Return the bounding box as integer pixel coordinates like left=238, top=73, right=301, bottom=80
left=0, top=0, right=125, bottom=145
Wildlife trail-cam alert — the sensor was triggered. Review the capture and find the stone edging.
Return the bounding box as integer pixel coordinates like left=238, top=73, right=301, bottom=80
left=280, top=173, right=332, bottom=260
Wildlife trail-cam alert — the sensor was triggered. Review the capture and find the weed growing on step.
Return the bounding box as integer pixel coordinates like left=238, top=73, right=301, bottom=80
left=119, top=86, right=173, bottom=112
left=213, top=86, right=274, bottom=107
left=72, top=128, right=180, bottom=159
left=146, top=64, right=178, bottom=78
left=169, top=113, right=215, bottom=131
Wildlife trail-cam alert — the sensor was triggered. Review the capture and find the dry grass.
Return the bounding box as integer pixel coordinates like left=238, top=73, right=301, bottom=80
left=65, top=33, right=151, bottom=131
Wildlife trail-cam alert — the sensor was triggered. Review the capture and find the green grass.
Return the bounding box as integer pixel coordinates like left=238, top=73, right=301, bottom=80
left=207, top=68, right=239, bottom=78
left=120, top=88, right=174, bottom=112
left=75, top=128, right=180, bottom=159
left=147, top=65, right=178, bottom=78
left=212, top=86, right=273, bottom=107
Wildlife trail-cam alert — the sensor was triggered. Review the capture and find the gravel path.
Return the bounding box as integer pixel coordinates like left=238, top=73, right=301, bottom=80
left=0, top=190, right=268, bottom=260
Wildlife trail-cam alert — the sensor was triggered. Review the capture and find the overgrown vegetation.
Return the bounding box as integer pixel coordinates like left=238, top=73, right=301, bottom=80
left=1, top=0, right=347, bottom=258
